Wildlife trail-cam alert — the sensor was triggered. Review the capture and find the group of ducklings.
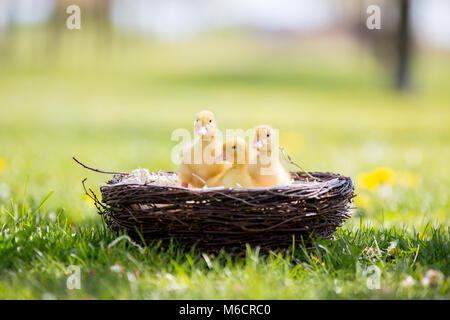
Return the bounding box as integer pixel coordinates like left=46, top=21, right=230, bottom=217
left=179, top=110, right=291, bottom=188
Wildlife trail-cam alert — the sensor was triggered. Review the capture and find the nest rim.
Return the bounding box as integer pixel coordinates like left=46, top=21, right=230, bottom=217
left=102, top=171, right=352, bottom=195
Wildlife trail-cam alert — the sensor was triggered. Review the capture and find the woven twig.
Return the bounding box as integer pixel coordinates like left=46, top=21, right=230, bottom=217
left=83, top=170, right=355, bottom=253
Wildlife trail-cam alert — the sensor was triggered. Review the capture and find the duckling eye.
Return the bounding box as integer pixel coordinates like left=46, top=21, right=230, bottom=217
left=232, top=145, right=236, bottom=150
left=266, top=134, right=270, bottom=138
left=209, top=119, right=212, bottom=123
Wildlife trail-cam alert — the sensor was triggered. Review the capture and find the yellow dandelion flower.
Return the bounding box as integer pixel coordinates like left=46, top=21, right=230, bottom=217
left=388, top=247, right=399, bottom=257
left=84, top=194, right=96, bottom=207
left=387, top=240, right=399, bottom=258
left=357, top=172, right=379, bottom=191
left=397, top=172, right=420, bottom=189
left=357, top=167, right=396, bottom=191
left=372, top=167, right=396, bottom=186
left=0, top=157, right=6, bottom=174
left=310, top=254, right=320, bottom=264
left=280, top=131, right=305, bottom=154
left=321, top=262, right=326, bottom=267
left=354, top=194, right=371, bottom=208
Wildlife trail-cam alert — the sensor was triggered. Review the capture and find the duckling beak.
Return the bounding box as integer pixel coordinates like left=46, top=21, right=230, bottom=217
left=253, top=140, right=263, bottom=150
left=197, top=126, right=207, bottom=136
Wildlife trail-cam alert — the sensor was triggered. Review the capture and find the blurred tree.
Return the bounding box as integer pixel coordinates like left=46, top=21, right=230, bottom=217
left=396, top=0, right=410, bottom=90
left=47, top=0, right=113, bottom=56
left=352, top=0, right=412, bottom=91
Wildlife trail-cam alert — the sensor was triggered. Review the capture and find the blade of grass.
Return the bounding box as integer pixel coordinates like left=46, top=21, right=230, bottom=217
left=22, top=177, right=29, bottom=215
left=31, top=190, right=54, bottom=215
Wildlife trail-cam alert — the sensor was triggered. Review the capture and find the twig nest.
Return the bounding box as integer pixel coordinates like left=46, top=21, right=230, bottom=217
left=87, top=171, right=355, bottom=253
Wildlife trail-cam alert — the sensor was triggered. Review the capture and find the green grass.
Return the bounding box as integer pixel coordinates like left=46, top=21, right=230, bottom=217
left=0, top=26, right=449, bottom=299
left=0, top=205, right=448, bottom=299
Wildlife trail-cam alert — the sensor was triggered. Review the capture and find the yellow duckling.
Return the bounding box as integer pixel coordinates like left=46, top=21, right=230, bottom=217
left=179, top=110, right=228, bottom=188
left=248, top=125, right=291, bottom=187
left=207, top=137, right=255, bottom=188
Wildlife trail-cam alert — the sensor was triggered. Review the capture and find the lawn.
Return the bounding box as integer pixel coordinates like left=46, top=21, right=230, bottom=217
left=0, top=27, right=448, bottom=299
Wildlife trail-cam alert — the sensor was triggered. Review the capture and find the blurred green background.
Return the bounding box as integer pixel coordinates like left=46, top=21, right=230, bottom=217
left=0, top=0, right=448, bottom=227
left=0, top=0, right=449, bottom=300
